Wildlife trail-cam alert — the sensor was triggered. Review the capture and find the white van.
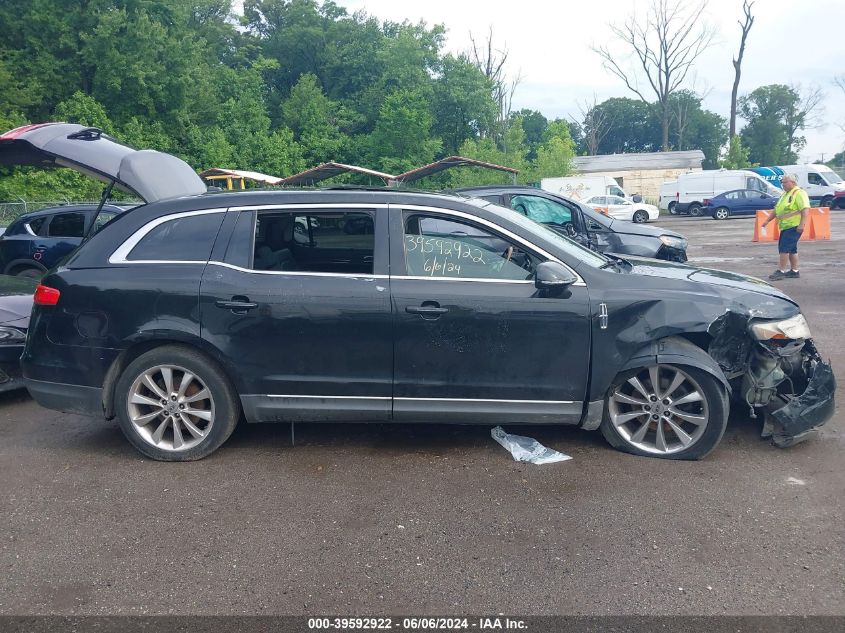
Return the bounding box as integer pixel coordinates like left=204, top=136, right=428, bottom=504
left=672, top=170, right=781, bottom=216
left=659, top=180, right=677, bottom=212
left=777, top=165, right=845, bottom=207
left=540, top=175, right=642, bottom=203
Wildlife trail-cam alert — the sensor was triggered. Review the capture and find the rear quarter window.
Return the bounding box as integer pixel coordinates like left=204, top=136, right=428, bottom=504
left=126, top=212, right=224, bottom=262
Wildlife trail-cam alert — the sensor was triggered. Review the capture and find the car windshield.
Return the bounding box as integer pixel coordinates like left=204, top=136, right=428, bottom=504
left=819, top=168, right=844, bottom=184
left=461, top=197, right=609, bottom=268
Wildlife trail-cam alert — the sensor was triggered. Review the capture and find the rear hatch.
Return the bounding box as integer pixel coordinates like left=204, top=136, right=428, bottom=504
left=0, top=123, right=207, bottom=203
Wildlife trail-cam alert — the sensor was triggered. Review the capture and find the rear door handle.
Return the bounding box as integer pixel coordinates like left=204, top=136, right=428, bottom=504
left=406, top=302, right=449, bottom=319
left=215, top=296, right=258, bottom=313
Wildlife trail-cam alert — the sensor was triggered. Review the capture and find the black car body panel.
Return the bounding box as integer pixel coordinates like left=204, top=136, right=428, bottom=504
left=18, top=188, right=834, bottom=449
left=451, top=186, right=688, bottom=262
left=0, top=275, right=36, bottom=391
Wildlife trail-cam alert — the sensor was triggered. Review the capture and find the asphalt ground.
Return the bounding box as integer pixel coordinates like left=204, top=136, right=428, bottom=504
left=0, top=212, right=843, bottom=617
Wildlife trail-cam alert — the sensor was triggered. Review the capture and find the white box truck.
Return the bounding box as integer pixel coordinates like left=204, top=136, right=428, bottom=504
left=671, top=170, right=781, bottom=216
left=540, top=175, right=642, bottom=203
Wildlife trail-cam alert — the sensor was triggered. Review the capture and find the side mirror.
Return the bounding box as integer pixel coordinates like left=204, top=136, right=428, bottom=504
left=535, top=261, right=577, bottom=290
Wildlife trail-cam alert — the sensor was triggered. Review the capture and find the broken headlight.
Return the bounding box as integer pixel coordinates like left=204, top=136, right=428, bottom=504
left=750, top=314, right=811, bottom=341
left=659, top=235, right=687, bottom=250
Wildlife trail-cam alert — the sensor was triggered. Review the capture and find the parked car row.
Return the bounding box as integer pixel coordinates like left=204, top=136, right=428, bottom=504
left=0, top=123, right=834, bottom=464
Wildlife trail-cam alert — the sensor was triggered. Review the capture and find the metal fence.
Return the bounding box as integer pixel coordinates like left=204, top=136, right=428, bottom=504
left=0, top=200, right=97, bottom=226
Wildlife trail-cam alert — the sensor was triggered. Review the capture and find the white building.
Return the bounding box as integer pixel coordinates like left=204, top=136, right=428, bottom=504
left=571, top=150, right=705, bottom=204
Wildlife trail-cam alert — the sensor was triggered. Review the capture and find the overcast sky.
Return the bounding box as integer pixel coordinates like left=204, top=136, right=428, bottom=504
left=332, top=0, right=845, bottom=165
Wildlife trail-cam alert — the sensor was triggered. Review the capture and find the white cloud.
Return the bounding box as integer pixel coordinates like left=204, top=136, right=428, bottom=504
left=336, top=0, right=845, bottom=162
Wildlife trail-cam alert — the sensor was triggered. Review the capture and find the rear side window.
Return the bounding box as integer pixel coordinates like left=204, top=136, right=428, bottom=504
left=252, top=209, right=374, bottom=274
left=47, top=212, right=86, bottom=238
left=26, top=216, right=47, bottom=235
left=127, top=213, right=223, bottom=262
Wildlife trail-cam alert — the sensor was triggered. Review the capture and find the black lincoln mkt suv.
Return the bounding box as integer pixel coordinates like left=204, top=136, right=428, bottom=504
left=0, top=123, right=835, bottom=461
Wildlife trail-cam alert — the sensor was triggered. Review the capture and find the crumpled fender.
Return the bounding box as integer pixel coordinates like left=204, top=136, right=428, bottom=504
left=619, top=335, right=731, bottom=392
left=769, top=360, right=836, bottom=438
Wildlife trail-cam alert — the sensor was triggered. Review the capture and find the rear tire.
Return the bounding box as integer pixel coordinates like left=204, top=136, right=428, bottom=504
left=115, top=345, right=240, bottom=461
left=668, top=202, right=678, bottom=215
left=713, top=207, right=730, bottom=220
left=688, top=203, right=702, bottom=217
left=600, top=364, right=728, bottom=460
left=632, top=210, right=649, bottom=223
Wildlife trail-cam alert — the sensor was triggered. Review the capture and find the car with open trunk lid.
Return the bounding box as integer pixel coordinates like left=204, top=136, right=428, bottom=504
left=1, top=123, right=835, bottom=461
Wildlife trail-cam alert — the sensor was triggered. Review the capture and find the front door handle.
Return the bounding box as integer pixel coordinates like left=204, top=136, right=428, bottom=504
left=406, top=301, right=449, bottom=320
left=215, top=296, right=258, bottom=313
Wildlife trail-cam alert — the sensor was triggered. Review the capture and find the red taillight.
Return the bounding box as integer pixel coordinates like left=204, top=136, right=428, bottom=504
left=703, top=198, right=711, bottom=205
left=0, top=122, right=54, bottom=140
left=34, top=284, right=60, bottom=306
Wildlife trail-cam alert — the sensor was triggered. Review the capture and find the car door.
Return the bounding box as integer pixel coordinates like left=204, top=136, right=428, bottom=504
left=199, top=205, right=393, bottom=423
left=606, top=196, right=631, bottom=220
left=389, top=204, right=591, bottom=424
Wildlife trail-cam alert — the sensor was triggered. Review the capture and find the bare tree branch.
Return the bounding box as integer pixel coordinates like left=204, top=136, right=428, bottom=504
left=575, top=93, right=614, bottom=155
left=469, top=28, right=521, bottom=143
left=730, top=0, right=755, bottom=138
left=591, top=0, right=715, bottom=151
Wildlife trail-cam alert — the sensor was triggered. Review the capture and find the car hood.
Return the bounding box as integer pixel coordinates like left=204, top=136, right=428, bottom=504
left=0, top=275, right=36, bottom=325
left=623, top=256, right=794, bottom=305
left=0, top=123, right=207, bottom=203
left=607, top=218, right=683, bottom=239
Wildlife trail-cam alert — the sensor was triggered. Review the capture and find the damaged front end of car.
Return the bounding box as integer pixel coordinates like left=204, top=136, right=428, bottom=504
left=708, top=311, right=836, bottom=447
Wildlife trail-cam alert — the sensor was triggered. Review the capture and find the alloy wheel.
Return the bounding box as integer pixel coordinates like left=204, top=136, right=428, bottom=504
left=126, top=364, right=215, bottom=452
left=633, top=210, right=648, bottom=223
left=608, top=365, right=709, bottom=455
left=714, top=207, right=729, bottom=220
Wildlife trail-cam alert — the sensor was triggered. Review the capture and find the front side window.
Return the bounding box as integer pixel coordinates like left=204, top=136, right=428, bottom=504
left=808, top=173, right=824, bottom=185
left=608, top=196, right=627, bottom=205
left=127, top=213, right=223, bottom=261
left=510, top=195, right=573, bottom=226
left=746, top=177, right=765, bottom=192
left=253, top=209, right=374, bottom=274
left=47, top=212, right=86, bottom=238
left=403, top=213, right=539, bottom=281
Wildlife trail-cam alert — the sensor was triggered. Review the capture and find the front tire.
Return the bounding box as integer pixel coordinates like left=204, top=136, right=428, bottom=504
left=632, top=210, right=649, bottom=223
left=713, top=207, right=730, bottom=220
left=821, top=195, right=833, bottom=209
left=13, top=266, right=44, bottom=279
left=600, top=364, right=728, bottom=460
left=115, top=345, right=240, bottom=461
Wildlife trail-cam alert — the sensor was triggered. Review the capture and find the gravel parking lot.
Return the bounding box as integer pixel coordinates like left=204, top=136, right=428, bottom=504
left=1, top=212, right=842, bottom=617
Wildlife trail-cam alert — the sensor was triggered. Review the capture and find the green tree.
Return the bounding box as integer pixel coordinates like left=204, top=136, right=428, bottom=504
left=433, top=55, right=497, bottom=156
left=54, top=91, right=115, bottom=135
left=366, top=89, right=441, bottom=174
left=528, top=120, right=575, bottom=181
left=589, top=98, right=659, bottom=154
left=739, top=84, right=822, bottom=165
left=721, top=136, right=752, bottom=169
